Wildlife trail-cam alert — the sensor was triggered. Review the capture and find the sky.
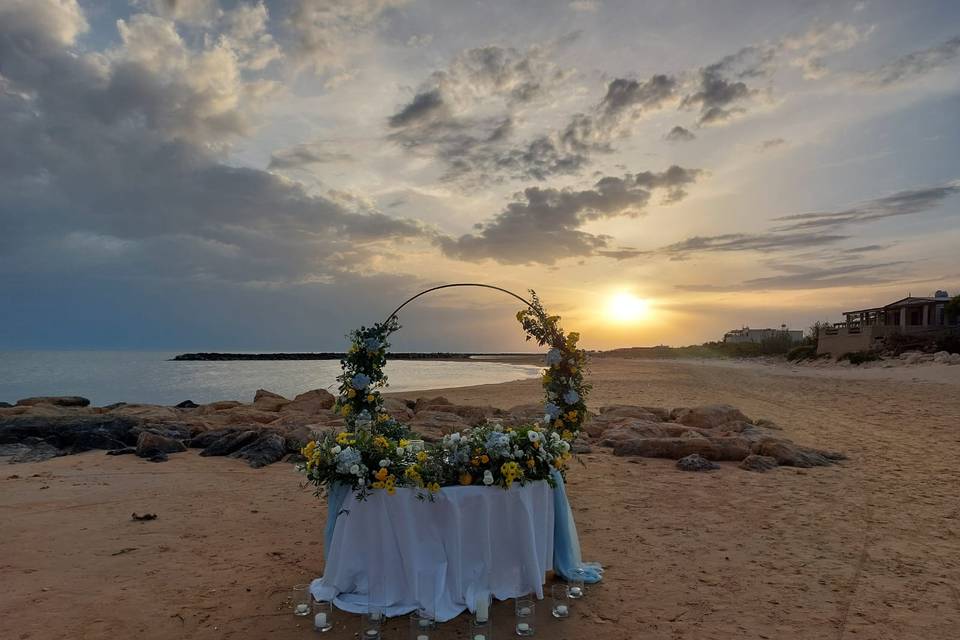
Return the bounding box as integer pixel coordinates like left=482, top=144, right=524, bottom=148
left=1, top=0, right=958, bottom=352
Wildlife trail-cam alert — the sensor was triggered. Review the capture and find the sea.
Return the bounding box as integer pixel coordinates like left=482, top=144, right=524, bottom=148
left=0, top=351, right=543, bottom=407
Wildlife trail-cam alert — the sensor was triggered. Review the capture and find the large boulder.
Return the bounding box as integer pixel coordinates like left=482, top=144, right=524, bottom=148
left=198, top=429, right=262, bottom=457
left=416, top=403, right=500, bottom=426
left=605, top=435, right=753, bottom=461
left=135, top=431, right=186, bottom=461
left=253, top=389, right=289, bottom=412
left=598, top=405, right=665, bottom=422
left=198, top=400, right=244, bottom=415
left=751, top=439, right=845, bottom=468
left=229, top=432, right=287, bottom=468
left=382, top=398, right=414, bottom=422
left=16, top=396, right=90, bottom=408
left=0, top=415, right=141, bottom=452
left=408, top=411, right=470, bottom=442
left=281, top=389, right=336, bottom=414
left=504, top=403, right=547, bottom=426
left=0, top=440, right=62, bottom=463
left=671, top=404, right=751, bottom=429
left=211, top=407, right=284, bottom=426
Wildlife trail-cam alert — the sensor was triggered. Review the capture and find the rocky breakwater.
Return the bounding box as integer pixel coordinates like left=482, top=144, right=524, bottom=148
left=588, top=403, right=844, bottom=471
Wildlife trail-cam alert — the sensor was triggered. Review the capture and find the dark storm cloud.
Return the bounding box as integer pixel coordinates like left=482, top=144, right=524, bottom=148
left=0, top=0, right=428, bottom=287
left=665, top=126, right=696, bottom=142
left=772, top=182, right=960, bottom=231
left=864, top=36, right=960, bottom=87
left=438, top=166, right=701, bottom=264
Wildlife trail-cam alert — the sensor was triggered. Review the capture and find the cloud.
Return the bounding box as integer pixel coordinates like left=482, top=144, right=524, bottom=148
left=675, top=261, right=909, bottom=292
left=772, top=182, right=960, bottom=231
left=438, top=166, right=701, bottom=264
left=0, top=0, right=429, bottom=287
left=268, top=143, right=354, bottom=170
left=863, top=36, right=960, bottom=86
left=758, top=137, right=786, bottom=151
left=665, top=125, right=696, bottom=142
left=660, top=231, right=849, bottom=259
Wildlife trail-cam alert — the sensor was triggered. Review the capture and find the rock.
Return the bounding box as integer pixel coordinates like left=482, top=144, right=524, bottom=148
left=641, top=406, right=672, bottom=421
left=751, top=439, right=844, bottom=468
left=753, top=418, right=782, bottom=431
left=571, top=433, right=592, bottom=454
left=102, top=402, right=127, bottom=410
left=933, top=350, right=951, bottom=364
left=950, top=353, right=960, bottom=365
left=16, top=396, right=91, bottom=408
left=676, top=454, right=720, bottom=472
left=382, top=398, right=414, bottom=421
left=229, top=432, right=287, bottom=468
left=739, top=454, right=779, bottom=472
left=212, top=407, right=285, bottom=426
left=132, top=424, right=195, bottom=441
left=504, top=403, right=547, bottom=426
left=606, top=434, right=752, bottom=461
left=106, top=447, right=136, bottom=456
left=0, top=415, right=142, bottom=452
left=253, top=389, right=289, bottom=412
left=175, top=400, right=199, bottom=409
left=135, top=431, right=187, bottom=460
left=416, top=403, right=500, bottom=426
left=197, top=400, right=245, bottom=415
left=408, top=411, right=470, bottom=442
left=598, top=405, right=664, bottom=421
left=281, top=389, right=336, bottom=414
left=414, top=396, right=452, bottom=413
left=283, top=425, right=318, bottom=452
left=671, top=404, right=751, bottom=429
left=199, top=429, right=262, bottom=457
left=0, top=441, right=61, bottom=463
left=107, top=404, right=181, bottom=422
left=0, top=402, right=13, bottom=409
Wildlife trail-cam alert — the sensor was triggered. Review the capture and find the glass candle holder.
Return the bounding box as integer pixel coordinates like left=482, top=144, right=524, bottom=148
left=474, top=593, right=491, bottom=625
left=514, top=595, right=535, bottom=637
left=551, top=584, right=570, bottom=619
left=361, top=607, right=383, bottom=640
left=568, top=570, right=586, bottom=599
left=410, top=609, right=434, bottom=640
left=312, top=599, right=333, bottom=632
left=292, top=584, right=311, bottom=617
left=470, top=617, right=492, bottom=640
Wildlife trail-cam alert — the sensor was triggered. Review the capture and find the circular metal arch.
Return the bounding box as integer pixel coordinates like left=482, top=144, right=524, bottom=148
left=383, top=283, right=535, bottom=325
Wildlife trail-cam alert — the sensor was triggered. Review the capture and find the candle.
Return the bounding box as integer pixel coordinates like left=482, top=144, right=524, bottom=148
left=474, top=635, right=486, bottom=640
left=295, top=603, right=309, bottom=615
left=417, top=635, right=429, bottom=640
left=364, top=630, right=379, bottom=639
left=516, top=622, right=530, bottom=632
left=569, top=586, right=583, bottom=598
left=518, top=606, right=531, bottom=616
left=314, top=612, right=327, bottom=628
left=476, top=597, right=489, bottom=623
left=555, top=604, right=569, bottom=616
left=371, top=611, right=382, bottom=621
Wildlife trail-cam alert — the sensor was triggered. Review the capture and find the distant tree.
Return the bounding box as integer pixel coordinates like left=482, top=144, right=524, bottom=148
left=806, top=321, right=830, bottom=345
left=946, top=295, right=960, bottom=324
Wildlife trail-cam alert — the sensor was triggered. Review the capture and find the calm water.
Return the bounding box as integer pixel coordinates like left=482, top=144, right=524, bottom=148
left=0, top=351, right=542, bottom=407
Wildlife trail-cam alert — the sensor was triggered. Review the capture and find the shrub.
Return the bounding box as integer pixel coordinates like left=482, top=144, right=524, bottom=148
left=786, top=344, right=818, bottom=361
left=840, top=350, right=880, bottom=365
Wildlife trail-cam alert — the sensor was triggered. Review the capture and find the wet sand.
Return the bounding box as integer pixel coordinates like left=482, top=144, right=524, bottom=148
left=2, top=358, right=958, bottom=639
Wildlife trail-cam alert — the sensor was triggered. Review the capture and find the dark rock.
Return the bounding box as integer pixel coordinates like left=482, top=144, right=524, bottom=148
left=739, top=454, right=779, bottom=472
left=131, top=424, right=194, bottom=442
left=676, top=454, right=720, bottom=472
left=147, top=452, right=168, bottom=462
left=751, top=439, right=845, bottom=468
left=0, top=402, right=12, bottom=409
left=135, top=431, right=187, bottom=460
left=284, top=426, right=315, bottom=452
left=102, top=402, right=127, bottom=410
left=186, top=428, right=239, bottom=449
left=106, top=447, right=136, bottom=456
left=0, top=441, right=62, bottom=463
left=606, top=434, right=752, bottom=461
left=229, top=432, right=287, bottom=468
left=16, top=396, right=91, bottom=408
left=199, top=429, right=261, bottom=457
left=175, top=400, right=199, bottom=409
left=0, top=415, right=143, bottom=452
left=131, top=512, right=157, bottom=521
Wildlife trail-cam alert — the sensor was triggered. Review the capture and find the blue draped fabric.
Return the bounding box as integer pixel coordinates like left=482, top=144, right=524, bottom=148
left=550, top=469, right=603, bottom=583
left=323, top=483, right=352, bottom=562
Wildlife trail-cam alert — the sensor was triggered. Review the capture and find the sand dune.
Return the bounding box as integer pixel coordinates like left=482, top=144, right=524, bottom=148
left=2, top=358, right=958, bottom=639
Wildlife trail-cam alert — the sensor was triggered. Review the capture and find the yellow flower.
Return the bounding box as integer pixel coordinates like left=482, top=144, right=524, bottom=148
left=470, top=458, right=480, bottom=467
left=366, top=394, right=375, bottom=403
left=301, top=441, right=317, bottom=458
left=377, top=413, right=389, bottom=422
left=347, top=388, right=356, bottom=399
left=372, top=481, right=385, bottom=489
left=526, top=458, right=535, bottom=469
left=373, top=435, right=389, bottom=449
left=374, top=467, right=388, bottom=482
left=479, top=454, right=489, bottom=464
left=428, top=482, right=440, bottom=493
left=386, top=485, right=396, bottom=495
left=459, top=472, right=473, bottom=486
left=416, top=451, right=428, bottom=463
left=341, top=405, right=352, bottom=416
left=399, top=439, right=410, bottom=448
left=561, top=430, right=574, bottom=442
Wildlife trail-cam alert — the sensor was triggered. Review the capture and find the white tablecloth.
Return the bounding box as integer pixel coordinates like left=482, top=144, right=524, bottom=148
left=311, top=481, right=555, bottom=621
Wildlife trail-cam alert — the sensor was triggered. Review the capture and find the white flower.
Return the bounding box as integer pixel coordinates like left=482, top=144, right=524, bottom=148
left=551, top=432, right=561, bottom=443
left=396, top=446, right=405, bottom=456
left=560, top=441, right=571, bottom=453
left=543, top=414, right=551, bottom=424
left=379, top=459, right=390, bottom=468
left=349, top=464, right=360, bottom=475
left=331, top=445, right=342, bottom=454
left=450, top=432, right=461, bottom=443
left=482, top=470, right=494, bottom=485
left=527, top=431, right=540, bottom=443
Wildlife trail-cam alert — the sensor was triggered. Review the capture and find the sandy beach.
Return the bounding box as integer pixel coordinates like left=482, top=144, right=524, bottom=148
left=2, top=357, right=959, bottom=640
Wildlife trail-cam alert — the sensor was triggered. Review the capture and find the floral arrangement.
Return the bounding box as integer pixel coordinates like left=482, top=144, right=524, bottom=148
left=299, top=288, right=587, bottom=501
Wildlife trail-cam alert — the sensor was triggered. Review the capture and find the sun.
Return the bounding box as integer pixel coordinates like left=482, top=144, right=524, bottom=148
left=606, top=293, right=651, bottom=323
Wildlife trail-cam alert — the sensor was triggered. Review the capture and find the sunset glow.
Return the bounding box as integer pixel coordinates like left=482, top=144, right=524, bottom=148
left=606, top=294, right=651, bottom=324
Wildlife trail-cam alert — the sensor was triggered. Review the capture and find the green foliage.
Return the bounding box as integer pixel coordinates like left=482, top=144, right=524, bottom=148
left=840, top=350, right=879, bottom=365
left=786, top=344, right=818, bottom=361
left=946, top=295, right=960, bottom=323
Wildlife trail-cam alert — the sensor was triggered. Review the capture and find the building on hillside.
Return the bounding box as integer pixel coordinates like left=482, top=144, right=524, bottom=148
left=723, top=326, right=804, bottom=344
left=817, top=290, right=959, bottom=356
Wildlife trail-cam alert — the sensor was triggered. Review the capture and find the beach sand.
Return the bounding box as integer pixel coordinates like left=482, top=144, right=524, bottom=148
left=2, top=357, right=959, bottom=639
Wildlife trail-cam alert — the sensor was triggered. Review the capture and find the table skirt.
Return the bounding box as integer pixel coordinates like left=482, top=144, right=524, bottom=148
left=311, top=481, right=555, bottom=622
